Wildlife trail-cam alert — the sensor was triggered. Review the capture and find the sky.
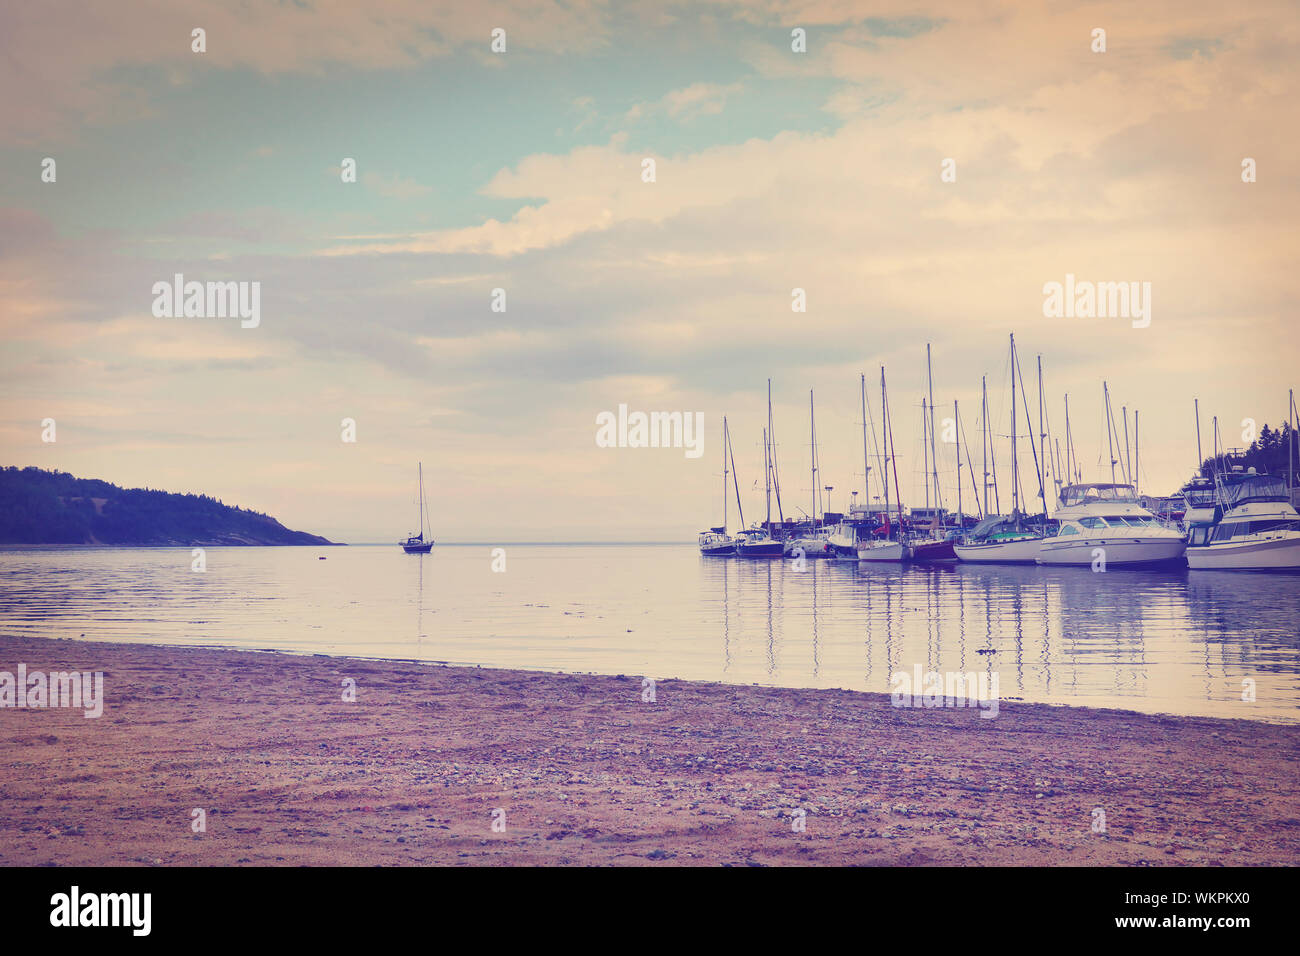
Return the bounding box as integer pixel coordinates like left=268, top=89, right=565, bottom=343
left=1, top=0, right=1297, bottom=543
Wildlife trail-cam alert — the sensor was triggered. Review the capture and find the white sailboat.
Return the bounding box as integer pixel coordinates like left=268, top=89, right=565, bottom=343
left=699, top=416, right=737, bottom=556
left=736, top=424, right=784, bottom=557
left=858, top=366, right=911, bottom=562
left=784, top=390, right=833, bottom=559
left=956, top=334, right=1049, bottom=563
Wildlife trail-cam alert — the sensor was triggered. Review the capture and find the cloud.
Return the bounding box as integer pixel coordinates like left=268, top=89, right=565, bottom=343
left=0, top=0, right=614, bottom=141
left=626, top=81, right=745, bottom=123
left=4, top=0, right=1299, bottom=537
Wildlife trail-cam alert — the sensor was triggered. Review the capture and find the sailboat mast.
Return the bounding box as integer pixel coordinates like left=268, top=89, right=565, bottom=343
left=1065, top=393, right=1077, bottom=484
left=861, top=373, right=870, bottom=505
left=1122, top=406, right=1132, bottom=486
left=1037, top=354, right=1048, bottom=515
left=959, top=402, right=981, bottom=518
left=982, top=375, right=990, bottom=515
left=1135, top=410, right=1140, bottom=496
left=1010, top=334, right=1019, bottom=518
left=810, top=390, right=817, bottom=525
left=926, top=343, right=940, bottom=513
left=728, top=422, right=745, bottom=530
left=883, top=368, right=904, bottom=530
left=764, top=426, right=771, bottom=529
left=1104, top=382, right=1118, bottom=485
left=768, top=379, right=784, bottom=524
left=722, top=417, right=728, bottom=531
left=881, top=369, right=890, bottom=523
left=954, top=398, right=962, bottom=528
left=922, top=398, right=930, bottom=511
left=1053, top=438, right=1064, bottom=502
left=1212, top=416, right=1221, bottom=486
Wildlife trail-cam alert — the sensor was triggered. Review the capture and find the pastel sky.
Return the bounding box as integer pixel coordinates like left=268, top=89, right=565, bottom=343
left=2, top=0, right=1297, bottom=542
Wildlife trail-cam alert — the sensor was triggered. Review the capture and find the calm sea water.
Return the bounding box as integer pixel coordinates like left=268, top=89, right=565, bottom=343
left=1, top=544, right=1297, bottom=722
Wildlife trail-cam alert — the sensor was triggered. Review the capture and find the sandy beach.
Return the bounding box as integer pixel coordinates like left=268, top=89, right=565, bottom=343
left=1, top=633, right=1296, bottom=866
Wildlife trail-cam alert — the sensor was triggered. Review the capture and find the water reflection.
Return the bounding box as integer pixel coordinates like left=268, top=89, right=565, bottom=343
left=697, top=553, right=1298, bottom=721
left=0, top=545, right=1296, bottom=722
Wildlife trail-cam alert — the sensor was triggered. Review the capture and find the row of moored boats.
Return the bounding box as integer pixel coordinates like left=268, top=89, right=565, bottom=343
left=699, top=337, right=1300, bottom=571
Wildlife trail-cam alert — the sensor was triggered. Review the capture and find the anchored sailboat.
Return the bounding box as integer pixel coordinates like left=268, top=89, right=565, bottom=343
left=956, top=334, right=1050, bottom=563
left=911, top=344, right=957, bottom=562
left=858, top=367, right=910, bottom=561
left=699, top=417, right=737, bottom=556
left=400, top=462, right=434, bottom=553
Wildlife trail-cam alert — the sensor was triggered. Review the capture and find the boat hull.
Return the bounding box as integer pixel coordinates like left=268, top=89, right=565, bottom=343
left=784, top=537, right=832, bottom=558
left=1187, top=534, right=1300, bottom=570
left=699, top=543, right=736, bottom=556
left=856, top=541, right=909, bottom=562
left=736, top=540, right=784, bottom=558
left=911, top=538, right=956, bottom=562
left=402, top=543, right=433, bottom=554
left=1035, top=536, right=1185, bottom=566
left=954, top=535, right=1043, bottom=564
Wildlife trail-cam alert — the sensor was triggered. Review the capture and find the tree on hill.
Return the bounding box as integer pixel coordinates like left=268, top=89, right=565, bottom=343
left=0, top=466, right=333, bottom=545
left=1198, top=420, right=1299, bottom=484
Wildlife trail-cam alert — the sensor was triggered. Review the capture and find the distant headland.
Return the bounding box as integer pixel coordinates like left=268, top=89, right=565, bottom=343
left=0, top=466, right=335, bottom=546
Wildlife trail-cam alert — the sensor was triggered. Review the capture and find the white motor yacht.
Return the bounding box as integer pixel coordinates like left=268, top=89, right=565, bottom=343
left=1036, top=483, right=1186, bottom=566
left=1187, top=470, right=1300, bottom=571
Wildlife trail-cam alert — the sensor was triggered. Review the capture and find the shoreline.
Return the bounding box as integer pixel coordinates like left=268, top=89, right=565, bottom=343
left=1, top=633, right=1296, bottom=866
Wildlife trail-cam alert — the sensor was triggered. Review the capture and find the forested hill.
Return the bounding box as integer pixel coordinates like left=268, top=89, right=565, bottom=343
left=0, top=467, right=335, bottom=546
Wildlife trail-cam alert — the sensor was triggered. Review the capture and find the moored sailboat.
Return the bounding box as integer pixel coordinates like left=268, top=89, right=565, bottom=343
left=910, top=345, right=957, bottom=562
left=858, top=366, right=911, bottom=561
left=783, top=390, right=834, bottom=558
left=400, top=462, right=435, bottom=553
left=737, top=417, right=785, bottom=558
left=699, top=416, right=737, bottom=556
left=956, top=335, right=1051, bottom=563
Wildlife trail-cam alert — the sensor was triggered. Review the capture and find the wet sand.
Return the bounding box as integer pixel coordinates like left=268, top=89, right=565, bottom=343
left=1, top=633, right=1296, bottom=866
